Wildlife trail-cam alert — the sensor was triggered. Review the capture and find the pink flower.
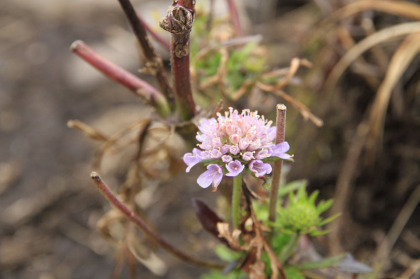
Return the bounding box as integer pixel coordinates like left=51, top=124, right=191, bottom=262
left=183, top=107, right=293, bottom=190
left=197, top=164, right=223, bottom=190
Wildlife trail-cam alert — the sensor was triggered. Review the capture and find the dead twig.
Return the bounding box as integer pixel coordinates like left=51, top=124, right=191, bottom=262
left=257, top=82, right=323, bottom=127
left=67, top=120, right=108, bottom=141
left=90, top=172, right=225, bottom=269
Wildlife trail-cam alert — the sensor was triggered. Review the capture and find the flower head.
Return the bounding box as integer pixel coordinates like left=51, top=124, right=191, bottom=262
left=183, top=107, right=293, bottom=190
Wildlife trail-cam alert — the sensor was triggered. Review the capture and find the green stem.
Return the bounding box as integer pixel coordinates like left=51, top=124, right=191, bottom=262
left=232, top=174, right=243, bottom=228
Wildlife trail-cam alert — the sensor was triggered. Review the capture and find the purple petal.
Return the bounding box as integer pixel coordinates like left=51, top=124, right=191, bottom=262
left=249, top=160, right=272, bottom=177
left=255, top=149, right=271, bottom=160
left=225, top=160, right=245, bottom=177
left=222, top=155, right=232, bottom=163
left=242, top=151, right=254, bottom=161
left=271, top=141, right=292, bottom=159
left=197, top=164, right=223, bottom=189
left=183, top=149, right=202, bottom=173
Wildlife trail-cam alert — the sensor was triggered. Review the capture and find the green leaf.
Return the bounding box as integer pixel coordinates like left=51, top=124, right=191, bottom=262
left=296, top=254, right=346, bottom=270
left=297, top=183, right=307, bottom=200
left=201, top=270, right=242, bottom=279
left=316, top=199, right=333, bottom=214
left=284, top=266, right=305, bottom=279
left=308, top=190, right=319, bottom=205
left=318, top=213, right=341, bottom=226
left=271, top=232, right=294, bottom=255
left=214, top=244, right=241, bottom=262
left=309, top=229, right=330, bottom=236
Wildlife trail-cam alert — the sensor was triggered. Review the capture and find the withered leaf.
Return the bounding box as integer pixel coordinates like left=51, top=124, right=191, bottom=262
left=192, top=198, right=226, bottom=241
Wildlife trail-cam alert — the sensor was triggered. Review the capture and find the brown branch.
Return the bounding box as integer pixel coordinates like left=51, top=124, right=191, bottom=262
left=90, top=172, right=225, bottom=269
left=70, top=41, right=170, bottom=117
left=268, top=104, right=287, bottom=225
left=118, top=0, right=174, bottom=103
left=160, top=0, right=197, bottom=121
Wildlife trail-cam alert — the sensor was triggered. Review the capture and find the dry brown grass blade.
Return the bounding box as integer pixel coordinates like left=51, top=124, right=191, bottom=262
left=366, top=32, right=420, bottom=161
left=334, top=0, right=420, bottom=22
left=93, top=120, right=149, bottom=170
left=67, top=119, right=108, bottom=141
left=257, top=82, right=324, bottom=127
left=231, top=80, right=255, bottom=101
left=273, top=58, right=312, bottom=90
left=325, top=22, right=420, bottom=91
left=372, top=185, right=420, bottom=278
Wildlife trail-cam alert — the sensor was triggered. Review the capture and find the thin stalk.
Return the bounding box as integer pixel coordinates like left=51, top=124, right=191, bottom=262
left=232, top=173, right=242, bottom=228
left=226, top=0, right=243, bottom=37
left=268, top=104, right=287, bottom=224
left=90, top=172, right=224, bottom=269
left=118, top=0, right=174, bottom=103
left=70, top=41, right=170, bottom=117
left=160, top=0, right=197, bottom=121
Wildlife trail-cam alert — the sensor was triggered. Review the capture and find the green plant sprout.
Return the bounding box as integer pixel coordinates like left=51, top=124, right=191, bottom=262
left=275, top=184, right=340, bottom=236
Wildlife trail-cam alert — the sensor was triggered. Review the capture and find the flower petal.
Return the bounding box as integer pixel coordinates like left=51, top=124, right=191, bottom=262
left=197, top=164, right=223, bottom=189
left=225, top=160, right=245, bottom=177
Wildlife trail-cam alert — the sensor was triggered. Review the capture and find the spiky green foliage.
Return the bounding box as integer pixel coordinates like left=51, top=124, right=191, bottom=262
left=275, top=185, right=340, bottom=236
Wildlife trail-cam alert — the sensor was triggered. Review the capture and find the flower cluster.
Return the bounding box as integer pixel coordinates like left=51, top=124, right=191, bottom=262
left=183, top=108, right=292, bottom=191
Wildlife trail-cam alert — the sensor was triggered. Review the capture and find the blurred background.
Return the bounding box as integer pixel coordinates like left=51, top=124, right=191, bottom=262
left=1, top=0, right=419, bottom=278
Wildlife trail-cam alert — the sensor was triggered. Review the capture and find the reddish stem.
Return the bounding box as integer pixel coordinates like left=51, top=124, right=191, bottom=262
left=90, top=172, right=224, bottom=269
left=70, top=40, right=169, bottom=117
left=226, top=0, right=243, bottom=37
left=137, top=15, right=171, bottom=51
left=160, top=0, right=197, bottom=121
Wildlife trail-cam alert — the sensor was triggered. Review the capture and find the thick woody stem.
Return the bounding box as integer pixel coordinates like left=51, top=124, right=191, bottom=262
left=90, top=172, right=224, bottom=269
left=226, top=0, right=243, bottom=37
left=118, top=0, right=174, bottom=103
left=160, top=0, right=197, bottom=121
left=70, top=40, right=170, bottom=117
left=268, top=104, right=287, bottom=225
